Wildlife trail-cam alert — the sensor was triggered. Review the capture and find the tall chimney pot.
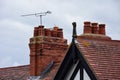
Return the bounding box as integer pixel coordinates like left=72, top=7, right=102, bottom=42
left=99, top=24, right=106, bottom=35
left=91, top=23, right=99, bottom=34
left=84, top=21, right=92, bottom=34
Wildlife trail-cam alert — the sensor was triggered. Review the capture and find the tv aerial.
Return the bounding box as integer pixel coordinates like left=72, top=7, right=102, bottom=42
left=21, top=11, right=52, bottom=26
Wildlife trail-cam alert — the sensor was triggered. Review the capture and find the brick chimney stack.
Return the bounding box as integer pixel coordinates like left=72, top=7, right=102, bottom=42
left=29, top=25, right=68, bottom=77
left=79, top=21, right=111, bottom=40
left=83, top=21, right=106, bottom=35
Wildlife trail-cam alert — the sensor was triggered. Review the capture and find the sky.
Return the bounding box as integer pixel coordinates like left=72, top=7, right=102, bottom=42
left=0, top=0, right=120, bottom=68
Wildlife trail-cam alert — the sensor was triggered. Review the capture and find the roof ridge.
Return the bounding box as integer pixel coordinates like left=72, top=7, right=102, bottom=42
left=0, top=64, right=29, bottom=69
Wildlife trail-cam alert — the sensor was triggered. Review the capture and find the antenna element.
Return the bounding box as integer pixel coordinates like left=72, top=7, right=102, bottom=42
left=22, top=11, right=52, bottom=26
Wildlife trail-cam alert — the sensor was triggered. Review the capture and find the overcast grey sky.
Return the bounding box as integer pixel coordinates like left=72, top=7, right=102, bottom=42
left=0, top=0, right=120, bottom=68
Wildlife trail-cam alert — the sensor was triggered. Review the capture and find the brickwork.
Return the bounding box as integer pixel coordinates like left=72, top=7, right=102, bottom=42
left=29, top=25, right=68, bottom=76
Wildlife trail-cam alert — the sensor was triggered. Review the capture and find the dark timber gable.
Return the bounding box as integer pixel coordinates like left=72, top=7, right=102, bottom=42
left=54, top=22, right=97, bottom=80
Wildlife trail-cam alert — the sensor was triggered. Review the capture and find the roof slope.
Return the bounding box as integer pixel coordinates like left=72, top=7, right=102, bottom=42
left=77, top=38, right=120, bottom=80
left=0, top=65, right=29, bottom=80
left=0, top=63, right=63, bottom=80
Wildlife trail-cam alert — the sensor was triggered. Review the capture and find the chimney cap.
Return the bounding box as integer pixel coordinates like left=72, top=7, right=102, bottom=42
left=84, top=21, right=91, bottom=27
left=91, top=23, right=98, bottom=25
left=58, top=28, right=62, bottom=30
left=39, top=25, right=44, bottom=28
left=84, top=21, right=91, bottom=24
left=99, top=24, right=105, bottom=27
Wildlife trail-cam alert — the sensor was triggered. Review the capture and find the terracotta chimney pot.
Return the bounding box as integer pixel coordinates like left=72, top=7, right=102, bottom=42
left=99, top=24, right=106, bottom=35
left=84, top=21, right=92, bottom=34
left=38, top=26, right=45, bottom=36
left=54, top=26, right=58, bottom=31
left=57, top=28, right=63, bottom=38
left=91, top=23, right=99, bottom=34
left=34, top=27, right=39, bottom=36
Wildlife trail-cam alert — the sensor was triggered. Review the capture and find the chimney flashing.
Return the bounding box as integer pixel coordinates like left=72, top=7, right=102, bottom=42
left=78, top=33, right=111, bottom=40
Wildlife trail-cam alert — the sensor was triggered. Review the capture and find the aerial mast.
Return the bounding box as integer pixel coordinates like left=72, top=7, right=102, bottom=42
left=22, top=11, right=52, bottom=26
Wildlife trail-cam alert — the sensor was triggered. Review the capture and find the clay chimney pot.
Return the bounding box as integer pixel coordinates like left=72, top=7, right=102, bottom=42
left=99, top=24, right=106, bottom=35
left=84, top=21, right=91, bottom=26
left=84, top=21, right=92, bottom=34
left=91, top=23, right=99, bottom=34
left=91, top=23, right=98, bottom=26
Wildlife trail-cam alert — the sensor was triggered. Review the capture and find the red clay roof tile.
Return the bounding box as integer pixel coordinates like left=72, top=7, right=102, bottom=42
left=77, top=38, right=120, bottom=80
left=0, top=65, right=29, bottom=80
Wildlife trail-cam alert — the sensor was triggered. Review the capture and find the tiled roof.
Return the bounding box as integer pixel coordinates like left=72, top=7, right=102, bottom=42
left=0, top=63, right=62, bottom=80
left=77, top=38, right=120, bottom=80
left=0, top=65, right=29, bottom=80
